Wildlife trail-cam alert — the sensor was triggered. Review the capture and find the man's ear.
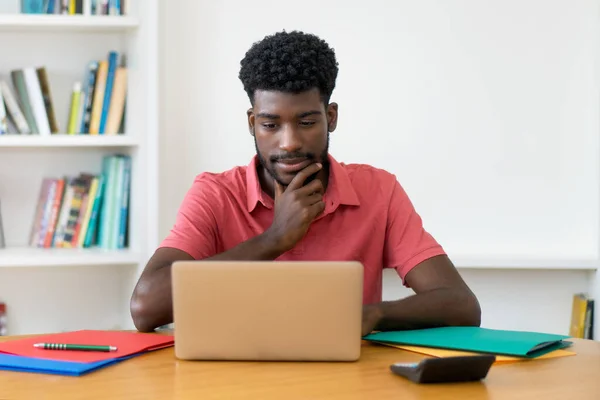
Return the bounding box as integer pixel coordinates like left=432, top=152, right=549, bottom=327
left=247, top=108, right=255, bottom=136
left=326, top=102, right=338, bottom=132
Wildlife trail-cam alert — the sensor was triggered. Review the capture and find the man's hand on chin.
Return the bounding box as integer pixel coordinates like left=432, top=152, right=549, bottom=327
left=361, top=304, right=383, bottom=336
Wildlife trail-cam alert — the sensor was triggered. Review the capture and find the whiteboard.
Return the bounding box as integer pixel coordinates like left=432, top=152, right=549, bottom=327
left=181, top=0, right=600, bottom=264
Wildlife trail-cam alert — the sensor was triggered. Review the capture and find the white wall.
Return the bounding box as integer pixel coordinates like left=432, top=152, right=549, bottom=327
left=0, top=265, right=137, bottom=334
left=0, top=1, right=19, bottom=13
left=159, top=0, right=598, bottom=335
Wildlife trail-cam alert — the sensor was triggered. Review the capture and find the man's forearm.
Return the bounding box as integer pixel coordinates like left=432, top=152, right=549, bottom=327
left=131, top=232, right=286, bottom=332
left=131, top=266, right=174, bottom=332
left=207, top=231, right=285, bottom=261
left=372, top=287, right=481, bottom=332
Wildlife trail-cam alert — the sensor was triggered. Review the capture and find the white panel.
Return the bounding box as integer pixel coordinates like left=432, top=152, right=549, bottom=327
left=162, top=0, right=600, bottom=262
left=382, top=268, right=591, bottom=335
left=0, top=265, right=131, bottom=334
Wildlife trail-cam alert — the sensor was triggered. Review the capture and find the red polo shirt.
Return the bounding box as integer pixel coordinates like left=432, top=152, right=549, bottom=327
left=160, top=155, right=446, bottom=304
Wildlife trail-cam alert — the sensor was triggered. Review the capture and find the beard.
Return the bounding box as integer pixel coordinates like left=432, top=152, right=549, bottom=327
left=254, top=132, right=330, bottom=187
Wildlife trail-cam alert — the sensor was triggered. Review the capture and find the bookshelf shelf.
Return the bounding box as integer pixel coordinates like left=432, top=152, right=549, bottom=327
left=0, top=134, right=139, bottom=148
left=0, top=247, right=140, bottom=268
left=0, top=15, right=139, bottom=31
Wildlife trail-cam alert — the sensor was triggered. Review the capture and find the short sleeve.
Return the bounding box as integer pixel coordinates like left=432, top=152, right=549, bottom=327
left=383, top=180, right=446, bottom=284
left=159, top=175, right=219, bottom=260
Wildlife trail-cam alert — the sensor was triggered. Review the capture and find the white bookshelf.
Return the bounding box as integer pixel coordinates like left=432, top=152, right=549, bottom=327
left=0, top=247, right=140, bottom=268
left=0, top=14, right=139, bottom=31
left=0, top=1, right=159, bottom=335
left=0, top=134, right=139, bottom=147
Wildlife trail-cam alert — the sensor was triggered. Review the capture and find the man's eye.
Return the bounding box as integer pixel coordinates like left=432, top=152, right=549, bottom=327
left=299, top=121, right=315, bottom=126
left=262, top=123, right=277, bottom=129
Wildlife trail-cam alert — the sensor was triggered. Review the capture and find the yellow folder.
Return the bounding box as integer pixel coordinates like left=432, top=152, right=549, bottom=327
left=377, top=342, right=575, bottom=364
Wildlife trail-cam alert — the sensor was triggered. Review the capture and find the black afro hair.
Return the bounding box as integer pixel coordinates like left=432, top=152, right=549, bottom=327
left=239, top=30, right=339, bottom=105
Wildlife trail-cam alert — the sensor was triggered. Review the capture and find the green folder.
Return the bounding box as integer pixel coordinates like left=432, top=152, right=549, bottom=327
left=363, top=327, right=572, bottom=358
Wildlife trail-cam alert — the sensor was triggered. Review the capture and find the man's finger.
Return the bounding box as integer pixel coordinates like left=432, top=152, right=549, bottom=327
left=309, top=200, right=326, bottom=219
left=288, top=163, right=322, bottom=191
left=297, top=178, right=325, bottom=197
left=303, top=192, right=323, bottom=206
left=287, top=163, right=322, bottom=191
left=274, top=180, right=284, bottom=199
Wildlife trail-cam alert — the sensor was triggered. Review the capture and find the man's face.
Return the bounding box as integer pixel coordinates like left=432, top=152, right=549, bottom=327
left=248, top=88, right=338, bottom=186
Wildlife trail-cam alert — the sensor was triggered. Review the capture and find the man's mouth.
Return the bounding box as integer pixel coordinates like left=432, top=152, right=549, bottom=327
left=274, top=158, right=312, bottom=173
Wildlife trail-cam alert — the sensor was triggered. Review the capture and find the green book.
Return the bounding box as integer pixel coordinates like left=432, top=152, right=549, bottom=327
left=363, top=327, right=572, bottom=358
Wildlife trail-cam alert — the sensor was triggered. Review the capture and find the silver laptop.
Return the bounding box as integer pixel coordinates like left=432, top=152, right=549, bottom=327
left=171, top=260, right=364, bottom=361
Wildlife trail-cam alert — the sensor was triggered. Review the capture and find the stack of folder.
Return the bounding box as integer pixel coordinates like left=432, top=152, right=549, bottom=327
left=0, top=330, right=174, bottom=376
left=364, top=327, right=575, bottom=364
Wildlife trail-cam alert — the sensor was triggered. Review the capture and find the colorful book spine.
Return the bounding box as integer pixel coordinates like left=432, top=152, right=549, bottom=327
left=29, top=178, right=52, bottom=247
left=118, top=156, right=131, bottom=248
left=0, top=89, right=7, bottom=135
left=99, top=51, right=118, bottom=134
left=0, top=80, right=30, bottom=134
left=80, top=61, right=99, bottom=134
left=11, top=70, right=38, bottom=134
left=36, top=67, right=59, bottom=134
left=77, top=177, right=99, bottom=247
left=23, top=67, right=51, bottom=136
left=67, top=82, right=82, bottom=134
left=83, top=175, right=105, bottom=247
left=36, top=179, right=57, bottom=247
left=43, top=178, right=65, bottom=248
left=0, top=199, right=5, bottom=249
left=105, top=66, right=127, bottom=134
left=97, top=155, right=116, bottom=247
left=88, top=61, right=108, bottom=135
left=27, top=155, right=130, bottom=249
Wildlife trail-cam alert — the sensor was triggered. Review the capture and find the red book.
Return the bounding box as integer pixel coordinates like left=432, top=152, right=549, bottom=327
left=43, top=178, right=65, bottom=248
left=0, top=330, right=173, bottom=363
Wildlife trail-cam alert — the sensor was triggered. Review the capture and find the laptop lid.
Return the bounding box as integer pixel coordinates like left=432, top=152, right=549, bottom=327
left=172, top=260, right=364, bottom=361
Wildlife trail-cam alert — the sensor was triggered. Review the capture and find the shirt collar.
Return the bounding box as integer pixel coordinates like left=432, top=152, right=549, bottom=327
left=246, top=156, right=270, bottom=212
left=246, top=154, right=360, bottom=213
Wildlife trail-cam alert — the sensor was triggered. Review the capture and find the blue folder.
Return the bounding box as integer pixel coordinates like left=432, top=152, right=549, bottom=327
left=0, top=353, right=131, bottom=376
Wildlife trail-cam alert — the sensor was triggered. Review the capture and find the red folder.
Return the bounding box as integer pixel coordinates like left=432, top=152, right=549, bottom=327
left=0, top=330, right=174, bottom=363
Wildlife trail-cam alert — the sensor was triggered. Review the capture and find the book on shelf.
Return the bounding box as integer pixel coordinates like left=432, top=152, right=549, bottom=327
left=21, top=0, right=129, bottom=16
left=28, top=153, right=131, bottom=250
left=0, top=50, right=127, bottom=137
left=0, top=198, right=5, bottom=249
left=0, top=302, right=6, bottom=336
left=0, top=88, right=7, bottom=134
left=569, top=293, right=594, bottom=340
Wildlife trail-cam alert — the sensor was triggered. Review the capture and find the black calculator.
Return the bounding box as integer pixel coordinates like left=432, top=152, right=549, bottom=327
left=390, top=354, right=496, bottom=384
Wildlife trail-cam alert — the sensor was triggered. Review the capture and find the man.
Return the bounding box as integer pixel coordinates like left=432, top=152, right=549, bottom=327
left=130, top=30, right=481, bottom=334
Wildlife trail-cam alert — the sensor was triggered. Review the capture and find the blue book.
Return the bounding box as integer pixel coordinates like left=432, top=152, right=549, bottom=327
left=83, top=174, right=105, bottom=247
left=0, top=353, right=130, bottom=376
left=97, top=155, right=116, bottom=248
left=99, top=52, right=118, bottom=134
left=21, top=0, right=45, bottom=14
left=46, top=0, right=55, bottom=13
left=80, top=61, right=99, bottom=134
left=117, top=155, right=131, bottom=248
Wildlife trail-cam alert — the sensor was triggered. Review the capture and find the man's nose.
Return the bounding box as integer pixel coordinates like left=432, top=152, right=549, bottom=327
left=279, top=125, right=302, bottom=153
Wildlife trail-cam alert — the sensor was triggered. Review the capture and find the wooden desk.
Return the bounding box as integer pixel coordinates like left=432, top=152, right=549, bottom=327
left=0, top=336, right=598, bottom=399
